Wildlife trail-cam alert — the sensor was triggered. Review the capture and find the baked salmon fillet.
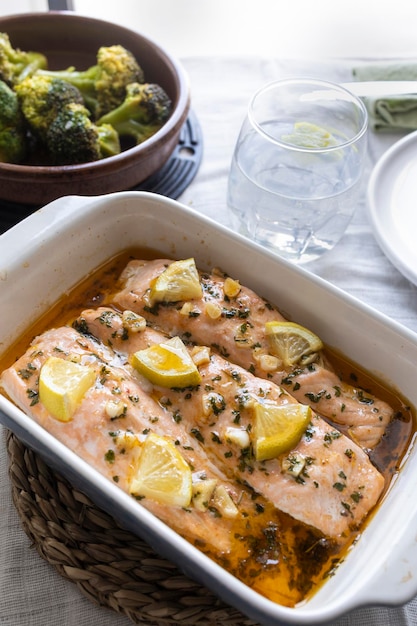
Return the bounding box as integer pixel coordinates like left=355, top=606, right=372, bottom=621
left=1, top=324, right=357, bottom=606
left=111, top=259, right=394, bottom=450
left=0, top=326, right=255, bottom=553
left=74, top=306, right=385, bottom=543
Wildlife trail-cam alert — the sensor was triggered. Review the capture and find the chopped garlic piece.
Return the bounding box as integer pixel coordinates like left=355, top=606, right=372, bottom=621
left=105, top=400, right=127, bottom=419
left=282, top=453, right=306, bottom=478
left=238, top=393, right=255, bottom=410
left=205, top=301, right=222, bottom=319
left=122, top=310, right=146, bottom=332
left=113, top=430, right=143, bottom=449
left=179, top=302, right=193, bottom=316
left=234, top=324, right=252, bottom=349
left=223, top=276, right=241, bottom=298
left=253, top=348, right=282, bottom=371
left=212, top=485, right=238, bottom=519
left=191, top=345, right=211, bottom=366
left=192, top=478, right=218, bottom=511
left=258, top=354, right=280, bottom=373
left=224, top=426, right=250, bottom=449
left=142, top=288, right=152, bottom=307
left=80, top=354, right=98, bottom=367
left=202, top=392, right=226, bottom=417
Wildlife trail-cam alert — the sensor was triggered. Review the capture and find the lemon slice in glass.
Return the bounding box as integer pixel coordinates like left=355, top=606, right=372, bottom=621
left=252, top=402, right=312, bottom=461
left=131, top=335, right=202, bottom=388
left=265, top=321, right=323, bottom=368
left=38, top=356, right=96, bottom=422
left=282, top=121, right=339, bottom=149
left=149, top=258, right=203, bottom=304
left=130, top=433, right=192, bottom=507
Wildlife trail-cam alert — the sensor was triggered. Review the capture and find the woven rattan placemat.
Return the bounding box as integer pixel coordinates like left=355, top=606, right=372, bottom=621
left=6, top=430, right=258, bottom=626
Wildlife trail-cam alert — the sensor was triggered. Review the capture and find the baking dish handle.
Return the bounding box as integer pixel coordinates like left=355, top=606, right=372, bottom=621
left=356, top=538, right=417, bottom=607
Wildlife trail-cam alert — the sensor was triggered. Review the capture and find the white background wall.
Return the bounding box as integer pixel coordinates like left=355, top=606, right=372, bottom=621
left=1, top=0, right=417, bottom=60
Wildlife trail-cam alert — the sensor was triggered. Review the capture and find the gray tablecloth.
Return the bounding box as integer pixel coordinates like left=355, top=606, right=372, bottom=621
left=2, top=56, right=417, bottom=626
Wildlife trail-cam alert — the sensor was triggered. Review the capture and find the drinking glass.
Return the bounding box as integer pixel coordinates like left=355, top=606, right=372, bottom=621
left=227, top=78, right=368, bottom=263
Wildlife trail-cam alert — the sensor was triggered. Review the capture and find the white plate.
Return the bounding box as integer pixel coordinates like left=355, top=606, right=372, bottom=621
left=368, top=129, right=417, bottom=286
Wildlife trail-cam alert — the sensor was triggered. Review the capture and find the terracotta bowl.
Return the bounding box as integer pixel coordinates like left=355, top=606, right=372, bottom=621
left=0, top=11, right=190, bottom=205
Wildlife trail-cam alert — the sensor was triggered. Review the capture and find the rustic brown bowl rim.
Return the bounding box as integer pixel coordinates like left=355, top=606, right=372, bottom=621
left=0, top=11, right=190, bottom=176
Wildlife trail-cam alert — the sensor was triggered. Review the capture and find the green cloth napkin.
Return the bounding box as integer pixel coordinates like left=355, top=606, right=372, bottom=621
left=352, top=62, right=417, bottom=131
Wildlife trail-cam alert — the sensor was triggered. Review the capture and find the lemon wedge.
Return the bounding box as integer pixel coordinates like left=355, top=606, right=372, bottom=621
left=130, top=433, right=192, bottom=507
left=38, top=356, right=96, bottom=422
left=265, top=321, right=323, bottom=368
left=252, top=402, right=312, bottom=461
left=282, top=121, right=339, bottom=149
left=131, top=336, right=202, bottom=388
left=149, top=258, right=203, bottom=304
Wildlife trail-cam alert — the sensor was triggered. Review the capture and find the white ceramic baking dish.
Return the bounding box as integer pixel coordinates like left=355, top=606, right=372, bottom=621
left=1, top=191, right=417, bottom=625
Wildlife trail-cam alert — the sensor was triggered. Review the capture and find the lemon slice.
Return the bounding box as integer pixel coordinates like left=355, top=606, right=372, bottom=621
left=130, top=433, right=192, bottom=507
left=149, top=258, right=203, bottom=304
left=252, top=402, right=312, bottom=461
left=265, top=321, right=323, bottom=367
left=38, top=356, right=96, bottom=422
left=282, top=121, right=339, bottom=149
left=131, top=335, right=202, bottom=388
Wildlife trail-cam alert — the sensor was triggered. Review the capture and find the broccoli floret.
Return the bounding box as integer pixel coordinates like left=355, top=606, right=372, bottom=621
left=96, top=82, right=172, bottom=145
left=0, top=32, right=47, bottom=87
left=15, top=74, right=84, bottom=137
left=45, top=102, right=120, bottom=165
left=38, top=44, right=145, bottom=118
left=0, top=79, right=27, bottom=163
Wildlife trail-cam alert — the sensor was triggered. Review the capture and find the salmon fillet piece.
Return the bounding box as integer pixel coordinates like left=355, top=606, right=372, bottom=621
left=111, top=259, right=394, bottom=450
left=2, top=324, right=354, bottom=606
left=0, top=326, right=254, bottom=554
left=75, top=306, right=385, bottom=542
